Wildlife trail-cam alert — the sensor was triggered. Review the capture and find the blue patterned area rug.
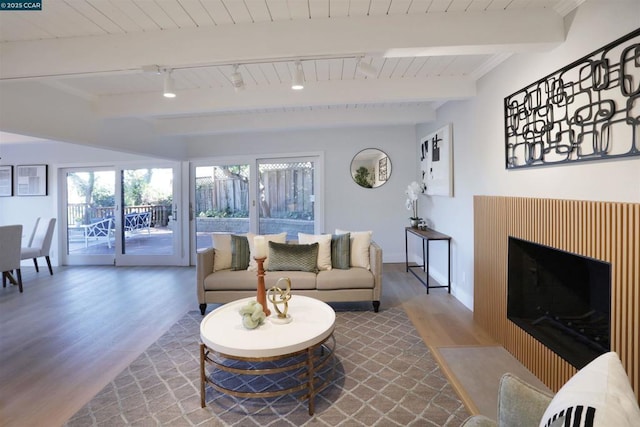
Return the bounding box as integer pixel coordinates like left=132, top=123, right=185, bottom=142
left=65, top=306, right=469, bottom=426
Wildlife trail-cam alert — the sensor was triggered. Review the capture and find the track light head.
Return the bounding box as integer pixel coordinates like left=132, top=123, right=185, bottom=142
left=357, top=58, right=378, bottom=78
left=163, top=69, right=176, bottom=98
left=291, top=61, right=304, bottom=90
left=230, top=65, right=245, bottom=92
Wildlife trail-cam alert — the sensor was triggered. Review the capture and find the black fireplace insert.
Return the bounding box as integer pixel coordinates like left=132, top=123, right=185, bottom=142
left=507, top=236, right=611, bottom=369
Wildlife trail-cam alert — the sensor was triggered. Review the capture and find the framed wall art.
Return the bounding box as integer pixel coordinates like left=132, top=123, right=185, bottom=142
left=378, top=156, right=388, bottom=181
left=420, top=124, right=453, bottom=197
left=0, top=165, right=13, bottom=197
left=16, top=164, right=48, bottom=196
left=504, top=28, right=640, bottom=169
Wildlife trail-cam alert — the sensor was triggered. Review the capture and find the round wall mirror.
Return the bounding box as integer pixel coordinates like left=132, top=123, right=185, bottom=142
left=350, top=148, right=391, bottom=188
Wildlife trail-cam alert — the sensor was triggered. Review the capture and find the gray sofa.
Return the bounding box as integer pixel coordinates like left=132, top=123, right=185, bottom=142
left=196, top=240, right=382, bottom=315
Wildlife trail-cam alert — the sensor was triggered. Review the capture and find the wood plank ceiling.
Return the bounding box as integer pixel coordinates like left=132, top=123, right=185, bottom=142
left=0, top=0, right=580, bottom=140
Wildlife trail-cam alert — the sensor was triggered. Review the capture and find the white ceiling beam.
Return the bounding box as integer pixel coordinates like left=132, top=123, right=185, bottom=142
left=0, top=9, right=565, bottom=80
left=157, top=105, right=438, bottom=136
left=94, top=77, right=475, bottom=118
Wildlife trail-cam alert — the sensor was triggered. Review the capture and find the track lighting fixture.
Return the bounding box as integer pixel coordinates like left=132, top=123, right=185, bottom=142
left=291, top=61, right=304, bottom=90
left=356, top=58, right=378, bottom=78
left=163, top=69, right=176, bottom=98
left=230, top=65, right=245, bottom=92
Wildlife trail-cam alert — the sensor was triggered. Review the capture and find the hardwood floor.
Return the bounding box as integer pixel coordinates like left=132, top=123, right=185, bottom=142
left=0, top=266, right=195, bottom=427
left=0, top=263, right=543, bottom=427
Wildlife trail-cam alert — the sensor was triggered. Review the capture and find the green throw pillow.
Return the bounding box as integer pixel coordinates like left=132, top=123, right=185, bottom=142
left=267, top=241, right=319, bottom=273
left=331, top=233, right=351, bottom=269
left=231, top=235, right=250, bottom=270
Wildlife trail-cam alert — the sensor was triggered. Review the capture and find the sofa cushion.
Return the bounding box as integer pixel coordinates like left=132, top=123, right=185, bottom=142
left=539, top=352, right=640, bottom=427
left=246, top=232, right=287, bottom=271
left=298, top=233, right=332, bottom=271
left=316, top=268, right=374, bottom=290
left=231, top=234, right=250, bottom=270
left=335, top=229, right=372, bottom=270
left=267, top=241, right=319, bottom=273
left=203, top=269, right=317, bottom=291
left=211, top=233, right=232, bottom=272
left=331, top=233, right=351, bottom=270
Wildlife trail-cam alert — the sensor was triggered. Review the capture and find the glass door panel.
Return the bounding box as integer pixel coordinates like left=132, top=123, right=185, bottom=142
left=118, top=167, right=176, bottom=258
left=194, top=164, right=250, bottom=251
left=63, top=169, right=116, bottom=265
left=257, top=159, right=315, bottom=240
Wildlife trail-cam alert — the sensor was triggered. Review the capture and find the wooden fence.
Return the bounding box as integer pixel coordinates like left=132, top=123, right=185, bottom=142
left=195, top=167, right=314, bottom=218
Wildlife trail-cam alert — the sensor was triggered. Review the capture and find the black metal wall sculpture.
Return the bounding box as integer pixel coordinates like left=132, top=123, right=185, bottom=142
left=504, top=28, right=640, bottom=169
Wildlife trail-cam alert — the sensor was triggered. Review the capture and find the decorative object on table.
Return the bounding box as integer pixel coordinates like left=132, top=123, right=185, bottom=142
left=405, top=181, right=426, bottom=227
left=350, top=148, right=391, bottom=188
left=16, top=164, right=48, bottom=196
left=238, top=300, right=266, bottom=329
left=269, top=277, right=293, bottom=324
left=253, top=236, right=271, bottom=316
left=504, top=28, right=640, bottom=169
left=420, top=124, right=453, bottom=197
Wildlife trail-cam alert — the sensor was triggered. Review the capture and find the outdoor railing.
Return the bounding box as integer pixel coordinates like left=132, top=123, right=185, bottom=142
left=68, top=204, right=171, bottom=227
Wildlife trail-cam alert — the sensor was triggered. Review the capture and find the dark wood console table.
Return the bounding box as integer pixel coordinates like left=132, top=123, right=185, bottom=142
left=405, top=227, right=451, bottom=293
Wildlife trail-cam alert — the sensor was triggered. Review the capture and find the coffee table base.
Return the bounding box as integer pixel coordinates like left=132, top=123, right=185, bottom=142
left=200, top=334, right=335, bottom=415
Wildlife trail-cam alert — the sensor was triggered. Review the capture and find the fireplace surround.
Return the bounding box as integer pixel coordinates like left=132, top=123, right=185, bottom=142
left=474, top=196, right=639, bottom=400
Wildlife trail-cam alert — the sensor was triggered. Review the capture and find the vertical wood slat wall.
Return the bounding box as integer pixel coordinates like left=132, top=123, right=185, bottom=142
left=474, top=196, right=639, bottom=400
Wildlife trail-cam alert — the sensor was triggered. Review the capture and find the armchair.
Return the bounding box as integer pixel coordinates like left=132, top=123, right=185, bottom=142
left=1, top=225, right=24, bottom=292
left=21, top=217, right=56, bottom=275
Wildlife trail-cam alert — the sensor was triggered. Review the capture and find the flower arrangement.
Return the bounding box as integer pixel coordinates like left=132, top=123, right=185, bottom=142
left=405, top=181, right=425, bottom=220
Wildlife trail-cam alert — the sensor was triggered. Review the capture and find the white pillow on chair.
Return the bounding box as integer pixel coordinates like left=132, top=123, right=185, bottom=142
left=539, top=352, right=640, bottom=427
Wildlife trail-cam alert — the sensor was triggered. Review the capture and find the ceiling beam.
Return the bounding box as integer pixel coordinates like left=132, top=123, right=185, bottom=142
left=94, top=77, right=475, bottom=118
left=0, top=9, right=565, bottom=80
left=156, top=104, right=438, bottom=137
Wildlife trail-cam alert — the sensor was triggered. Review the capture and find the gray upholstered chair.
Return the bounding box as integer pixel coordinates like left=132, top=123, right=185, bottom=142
left=25, top=217, right=41, bottom=247
left=461, top=373, right=553, bottom=427
left=21, top=217, right=56, bottom=275
left=1, top=224, right=24, bottom=292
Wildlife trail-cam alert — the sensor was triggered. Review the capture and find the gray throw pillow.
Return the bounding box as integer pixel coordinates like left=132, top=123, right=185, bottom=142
left=231, top=235, right=250, bottom=270
left=267, top=241, right=319, bottom=273
left=331, top=233, right=351, bottom=269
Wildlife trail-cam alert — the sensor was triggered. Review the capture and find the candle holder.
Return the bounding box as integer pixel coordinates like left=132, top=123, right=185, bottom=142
left=254, top=256, right=271, bottom=317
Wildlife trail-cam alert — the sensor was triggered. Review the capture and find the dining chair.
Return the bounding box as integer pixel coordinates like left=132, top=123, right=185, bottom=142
left=21, top=217, right=56, bottom=275
left=25, top=217, right=41, bottom=247
left=1, top=224, right=23, bottom=292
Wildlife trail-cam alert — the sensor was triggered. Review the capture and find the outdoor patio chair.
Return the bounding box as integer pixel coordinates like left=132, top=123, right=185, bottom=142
left=21, top=217, right=57, bottom=275
left=124, top=211, right=151, bottom=235
left=1, top=225, right=23, bottom=292
left=85, top=217, right=114, bottom=248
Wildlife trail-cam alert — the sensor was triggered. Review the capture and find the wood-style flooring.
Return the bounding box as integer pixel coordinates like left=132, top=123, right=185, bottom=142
left=0, top=263, right=543, bottom=427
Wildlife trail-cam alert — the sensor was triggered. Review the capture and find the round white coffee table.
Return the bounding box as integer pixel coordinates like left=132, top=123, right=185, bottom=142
left=199, top=295, right=336, bottom=415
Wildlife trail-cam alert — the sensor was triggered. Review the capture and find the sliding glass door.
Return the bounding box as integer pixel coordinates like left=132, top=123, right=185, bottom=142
left=64, top=168, right=116, bottom=265
left=257, top=158, right=316, bottom=240
left=61, top=163, right=184, bottom=266
left=192, top=154, right=322, bottom=258
left=194, top=163, right=250, bottom=251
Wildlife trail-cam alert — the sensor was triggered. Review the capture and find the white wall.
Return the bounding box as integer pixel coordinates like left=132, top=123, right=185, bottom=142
left=187, top=125, right=419, bottom=261
left=0, top=141, right=160, bottom=266
left=419, top=0, right=640, bottom=310
left=1, top=125, right=422, bottom=267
